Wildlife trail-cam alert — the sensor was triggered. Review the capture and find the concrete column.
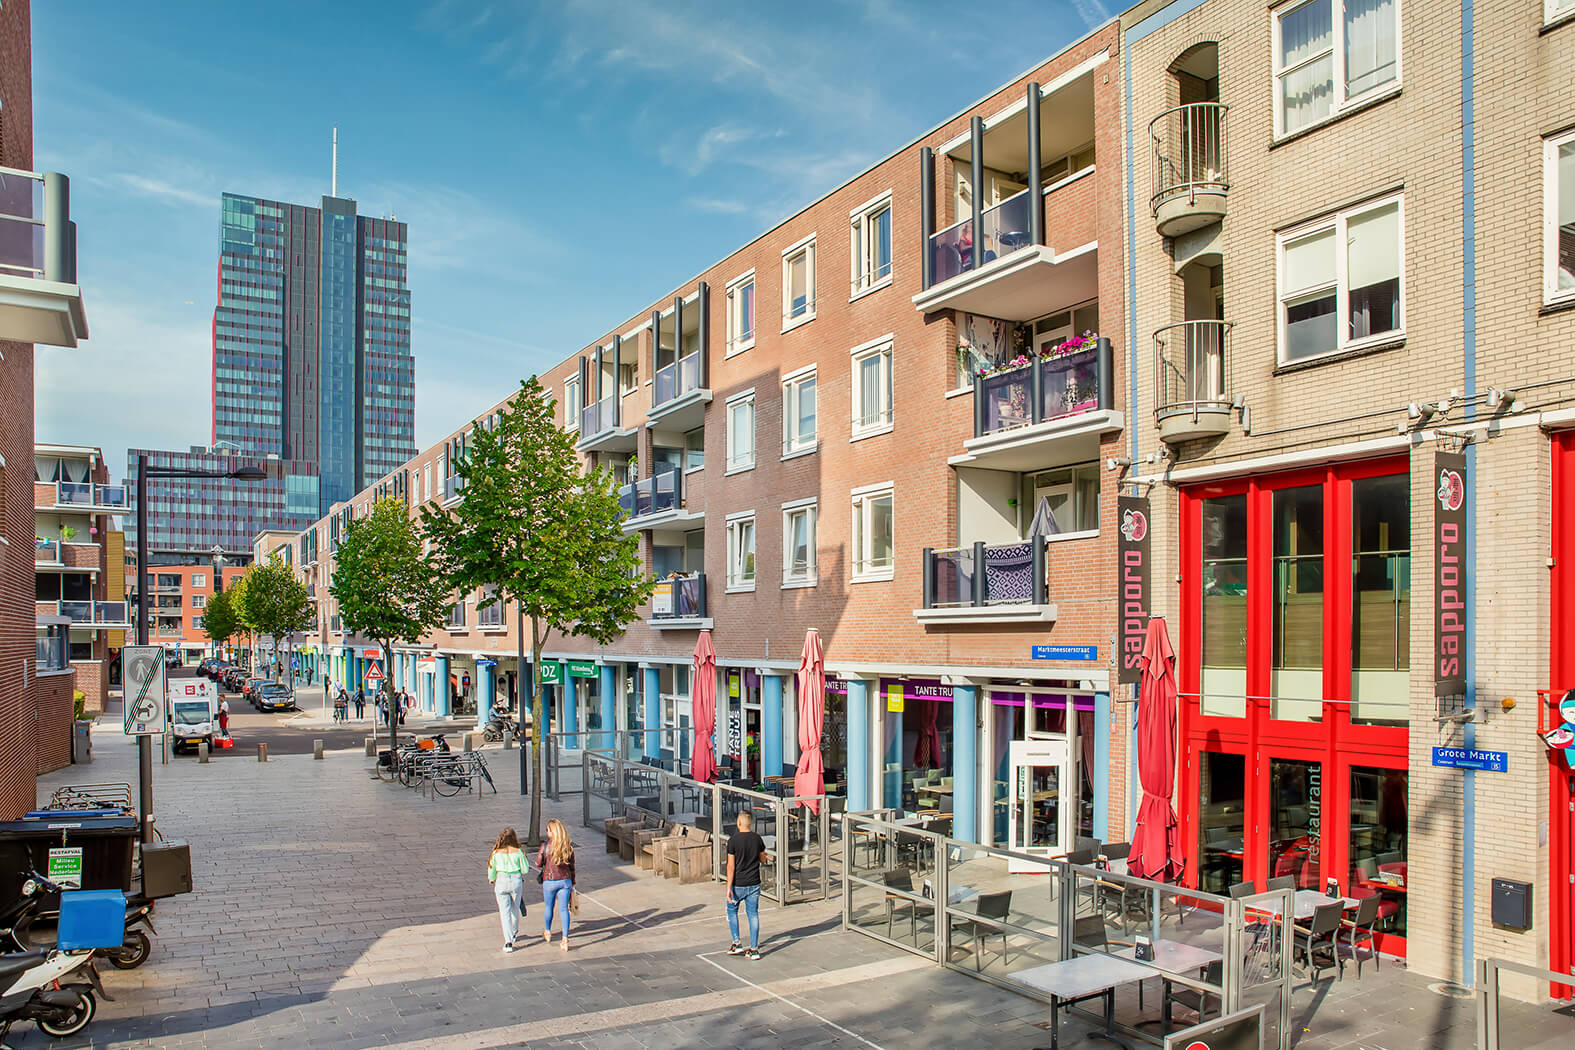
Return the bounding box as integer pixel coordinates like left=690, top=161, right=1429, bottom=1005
left=478, top=663, right=496, bottom=729
left=434, top=655, right=450, bottom=718
left=952, top=684, right=979, bottom=843
left=563, top=673, right=579, bottom=750
left=599, top=664, right=616, bottom=751
left=643, top=666, right=661, bottom=758
left=762, top=674, right=784, bottom=779
left=421, top=664, right=434, bottom=712
left=847, top=679, right=871, bottom=811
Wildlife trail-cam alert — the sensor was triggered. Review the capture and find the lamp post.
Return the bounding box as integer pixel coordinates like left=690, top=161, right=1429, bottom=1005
left=135, top=455, right=265, bottom=844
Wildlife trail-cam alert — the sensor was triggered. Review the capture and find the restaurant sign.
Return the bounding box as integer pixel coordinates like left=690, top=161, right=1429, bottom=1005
left=1117, top=495, right=1151, bottom=685
left=1431, top=746, right=1508, bottom=772
left=1434, top=451, right=1469, bottom=714
left=825, top=676, right=951, bottom=701
left=565, top=660, right=598, bottom=679
left=1032, top=644, right=1098, bottom=661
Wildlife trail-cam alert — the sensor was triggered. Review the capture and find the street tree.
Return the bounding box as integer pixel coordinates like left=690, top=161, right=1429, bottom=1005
left=200, top=586, right=241, bottom=660
left=236, top=555, right=314, bottom=686
left=419, top=376, right=652, bottom=844
left=329, top=496, right=451, bottom=760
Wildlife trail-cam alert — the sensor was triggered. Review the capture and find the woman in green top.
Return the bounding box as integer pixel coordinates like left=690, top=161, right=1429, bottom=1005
left=487, top=826, right=530, bottom=952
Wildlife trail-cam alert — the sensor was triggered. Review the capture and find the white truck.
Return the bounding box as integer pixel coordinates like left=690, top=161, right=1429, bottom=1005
left=166, top=678, right=219, bottom=753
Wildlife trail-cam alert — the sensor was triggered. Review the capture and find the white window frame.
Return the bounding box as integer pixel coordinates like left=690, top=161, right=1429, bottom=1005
left=781, top=498, right=818, bottom=588
left=851, top=481, right=895, bottom=583
left=191, top=593, right=207, bottom=610
left=1275, top=193, right=1405, bottom=366
left=192, top=573, right=206, bottom=588
left=850, top=334, right=896, bottom=440
left=725, top=389, right=756, bottom=474
left=726, top=511, right=757, bottom=592
left=849, top=191, right=894, bottom=299
left=781, top=234, right=817, bottom=332
left=725, top=270, right=756, bottom=357
left=781, top=364, right=819, bottom=458
left=1545, top=129, right=1575, bottom=306
left=563, top=374, right=583, bottom=432
left=1549, top=0, right=1575, bottom=25
left=1271, top=0, right=1402, bottom=139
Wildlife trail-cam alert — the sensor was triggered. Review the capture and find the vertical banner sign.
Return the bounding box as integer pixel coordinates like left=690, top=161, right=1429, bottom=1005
left=1434, top=451, right=1468, bottom=711
left=1117, top=496, right=1152, bottom=685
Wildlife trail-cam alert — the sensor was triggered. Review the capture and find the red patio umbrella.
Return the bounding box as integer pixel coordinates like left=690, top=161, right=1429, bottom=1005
left=691, top=631, right=718, bottom=783
left=1127, top=616, right=1184, bottom=882
left=793, top=629, right=825, bottom=811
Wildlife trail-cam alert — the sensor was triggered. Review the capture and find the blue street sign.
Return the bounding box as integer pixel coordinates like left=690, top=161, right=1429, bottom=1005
left=1032, top=645, right=1098, bottom=662
left=1431, top=746, right=1508, bottom=772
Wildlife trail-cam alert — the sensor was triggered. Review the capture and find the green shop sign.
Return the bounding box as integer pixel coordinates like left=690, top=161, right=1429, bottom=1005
left=538, top=662, right=563, bottom=685
left=566, top=660, right=598, bottom=679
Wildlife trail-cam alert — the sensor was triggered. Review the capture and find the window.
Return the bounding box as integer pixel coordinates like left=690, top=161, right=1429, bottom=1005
left=782, top=236, right=816, bottom=328
left=1201, top=494, right=1248, bottom=718
left=684, top=427, right=705, bottom=471
left=191, top=594, right=207, bottom=610
left=726, top=391, right=755, bottom=472
left=850, top=194, right=893, bottom=296
left=1351, top=474, right=1409, bottom=723
left=1273, top=0, right=1399, bottom=136
left=192, top=573, right=206, bottom=588
left=447, top=599, right=466, bottom=629
left=782, top=366, right=818, bottom=456
left=1550, top=0, right=1575, bottom=22
left=726, top=514, right=756, bottom=590
left=1024, top=464, right=1099, bottom=537
left=782, top=501, right=817, bottom=586
left=563, top=375, right=582, bottom=431
left=1546, top=130, right=1575, bottom=305
left=619, top=359, right=637, bottom=395
left=1278, top=196, right=1403, bottom=363
left=851, top=483, right=895, bottom=581
left=726, top=272, right=755, bottom=355
left=850, top=336, right=894, bottom=437
left=1272, top=485, right=1325, bottom=719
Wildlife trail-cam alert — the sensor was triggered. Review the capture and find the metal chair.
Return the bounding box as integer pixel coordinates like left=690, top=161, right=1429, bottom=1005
left=1164, top=959, right=1224, bottom=1026
left=954, top=890, right=1013, bottom=971
left=1228, top=880, right=1258, bottom=899
left=883, top=869, right=920, bottom=942
left=1266, top=875, right=1296, bottom=892
left=1293, top=901, right=1344, bottom=982
left=1340, top=894, right=1382, bottom=976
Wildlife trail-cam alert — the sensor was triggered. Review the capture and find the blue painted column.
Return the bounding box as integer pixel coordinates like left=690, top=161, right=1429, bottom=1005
left=847, top=679, right=871, bottom=812
left=421, top=663, right=433, bottom=712
left=341, top=646, right=352, bottom=693
left=599, top=664, right=617, bottom=751
left=563, top=673, right=579, bottom=750
left=952, top=684, right=979, bottom=843
left=478, top=663, right=496, bottom=729
left=1094, top=691, right=1111, bottom=842
left=434, top=655, right=450, bottom=717
left=643, top=666, right=661, bottom=758
left=762, top=674, right=784, bottom=779
left=408, top=654, right=419, bottom=699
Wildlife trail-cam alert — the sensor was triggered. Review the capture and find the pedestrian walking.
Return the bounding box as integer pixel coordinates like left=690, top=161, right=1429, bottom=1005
left=399, top=690, right=410, bottom=725
left=725, top=810, right=770, bottom=960
left=487, top=826, right=530, bottom=953
left=334, top=688, right=349, bottom=724
left=535, top=818, right=577, bottom=951
left=217, top=696, right=230, bottom=738
left=354, top=688, right=366, bottom=720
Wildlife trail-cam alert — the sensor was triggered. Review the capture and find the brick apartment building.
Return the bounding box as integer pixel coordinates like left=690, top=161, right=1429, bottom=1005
left=278, top=0, right=1575, bottom=998
left=137, top=560, right=247, bottom=663
left=0, top=0, right=90, bottom=818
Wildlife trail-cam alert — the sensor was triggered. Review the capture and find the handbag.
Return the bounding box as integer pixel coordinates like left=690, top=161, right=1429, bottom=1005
left=568, top=889, right=580, bottom=914
left=535, top=847, right=545, bottom=884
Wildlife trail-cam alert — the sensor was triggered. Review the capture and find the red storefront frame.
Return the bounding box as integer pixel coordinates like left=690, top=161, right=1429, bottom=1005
left=1547, top=433, right=1575, bottom=998
left=1177, top=456, right=1411, bottom=955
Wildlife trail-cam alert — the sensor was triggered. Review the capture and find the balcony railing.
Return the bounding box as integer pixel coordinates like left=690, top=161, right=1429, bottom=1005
left=973, top=337, right=1114, bottom=438
left=1149, top=103, right=1229, bottom=235
left=922, top=540, right=1047, bottom=608
left=55, top=481, right=128, bottom=508
left=443, top=473, right=465, bottom=502
left=34, top=538, right=59, bottom=563
left=45, top=599, right=129, bottom=626
left=930, top=189, right=1035, bottom=285
left=652, top=573, right=706, bottom=620
left=618, top=468, right=682, bottom=520
left=0, top=168, right=74, bottom=284
left=580, top=394, right=619, bottom=438
left=653, top=353, right=704, bottom=408
left=1154, top=320, right=1232, bottom=441
left=35, top=635, right=67, bottom=672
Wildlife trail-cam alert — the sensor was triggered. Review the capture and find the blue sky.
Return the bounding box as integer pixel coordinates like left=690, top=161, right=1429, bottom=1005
left=31, top=0, right=1108, bottom=478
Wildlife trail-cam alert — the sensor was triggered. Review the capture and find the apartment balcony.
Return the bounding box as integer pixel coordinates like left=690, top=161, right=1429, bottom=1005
left=33, top=538, right=60, bottom=565
left=647, top=352, right=711, bottom=430
left=0, top=168, right=88, bottom=346
left=914, top=541, right=1056, bottom=626
left=37, top=599, right=130, bottom=628
left=49, top=480, right=128, bottom=511
left=442, top=473, right=465, bottom=505
left=619, top=467, right=703, bottom=532
left=951, top=337, right=1122, bottom=473
left=577, top=394, right=637, bottom=454
left=649, top=572, right=710, bottom=630
left=1154, top=320, right=1233, bottom=444
left=1149, top=103, right=1229, bottom=238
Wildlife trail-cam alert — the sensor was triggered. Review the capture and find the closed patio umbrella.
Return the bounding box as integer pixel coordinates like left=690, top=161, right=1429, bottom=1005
left=793, top=629, right=825, bottom=811
left=1027, top=495, right=1061, bottom=537
left=691, top=631, right=718, bottom=783
left=1127, top=616, right=1184, bottom=882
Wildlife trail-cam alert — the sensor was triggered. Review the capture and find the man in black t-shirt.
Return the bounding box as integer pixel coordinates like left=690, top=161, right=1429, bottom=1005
left=725, top=810, right=771, bottom=959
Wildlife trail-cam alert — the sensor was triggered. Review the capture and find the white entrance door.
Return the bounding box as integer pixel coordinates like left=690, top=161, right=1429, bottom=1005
left=1006, top=739, right=1074, bottom=873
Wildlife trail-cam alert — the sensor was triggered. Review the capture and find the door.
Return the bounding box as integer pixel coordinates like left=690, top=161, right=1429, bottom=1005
left=1007, top=739, right=1073, bottom=872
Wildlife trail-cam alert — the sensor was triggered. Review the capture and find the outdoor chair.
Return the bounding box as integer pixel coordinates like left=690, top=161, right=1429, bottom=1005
left=1075, top=836, right=1103, bottom=856
left=647, top=824, right=692, bottom=874
left=1163, top=959, right=1224, bottom=1026
left=1266, top=875, right=1296, bottom=892
left=1293, top=901, right=1344, bottom=982
left=1071, top=913, right=1108, bottom=951
left=953, top=890, right=1013, bottom=971
left=668, top=829, right=715, bottom=884
left=883, top=869, right=921, bottom=942
left=1340, top=893, right=1382, bottom=977
left=1228, top=880, right=1258, bottom=899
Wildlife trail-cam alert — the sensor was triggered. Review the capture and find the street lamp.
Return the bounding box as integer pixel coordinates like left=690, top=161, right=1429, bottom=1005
left=135, top=456, right=265, bottom=844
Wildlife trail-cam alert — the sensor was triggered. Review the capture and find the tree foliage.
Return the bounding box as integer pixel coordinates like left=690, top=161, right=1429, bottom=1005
left=237, top=554, right=314, bottom=673
left=200, top=586, right=240, bottom=648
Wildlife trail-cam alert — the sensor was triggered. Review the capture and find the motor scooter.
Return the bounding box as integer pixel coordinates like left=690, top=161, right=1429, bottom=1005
left=0, top=872, right=155, bottom=969
left=0, top=946, right=104, bottom=1047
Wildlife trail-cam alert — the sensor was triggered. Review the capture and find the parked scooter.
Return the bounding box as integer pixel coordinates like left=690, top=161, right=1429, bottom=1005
left=0, top=872, right=155, bottom=969
left=0, top=878, right=105, bottom=1047
left=481, top=717, right=523, bottom=744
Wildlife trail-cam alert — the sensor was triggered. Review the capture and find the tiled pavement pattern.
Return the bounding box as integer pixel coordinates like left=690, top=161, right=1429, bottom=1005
left=20, top=724, right=1574, bottom=1050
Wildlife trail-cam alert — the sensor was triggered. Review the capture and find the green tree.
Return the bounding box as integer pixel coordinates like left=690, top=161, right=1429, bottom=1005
left=237, top=555, right=314, bottom=686
left=200, top=586, right=241, bottom=657
left=420, top=376, right=652, bottom=844
left=329, top=497, right=451, bottom=758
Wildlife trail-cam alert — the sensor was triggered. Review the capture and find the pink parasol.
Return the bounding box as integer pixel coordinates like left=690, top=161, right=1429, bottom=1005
left=793, top=629, right=825, bottom=811
left=691, top=631, right=718, bottom=783
left=1127, top=617, right=1184, bottom=882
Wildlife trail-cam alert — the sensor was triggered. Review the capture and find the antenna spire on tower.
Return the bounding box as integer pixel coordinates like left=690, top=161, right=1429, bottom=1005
left=332, top=126, right=339, bottom=197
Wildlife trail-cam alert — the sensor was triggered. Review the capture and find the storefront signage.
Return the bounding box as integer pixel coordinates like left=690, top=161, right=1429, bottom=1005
left=47, top=847, right=83, bottom=889
left=651, top=581, right=673, bottom=616
left=1117, top=495, right=1152, bottom=685
left=824, top=677, right=952, bottom=701
left=728, top=675, right=741, bottom=698
left=1434, top=451, right=1469, bottom=711
left=565, top=660, right=598, bottom=679
left=1431, top=746, right=1507, bottom=772
left=886, top=683, right=904, bottom=713
left=1032, top=644, right=1098, bottom=661
left=538, top=661, right=563, bottom=685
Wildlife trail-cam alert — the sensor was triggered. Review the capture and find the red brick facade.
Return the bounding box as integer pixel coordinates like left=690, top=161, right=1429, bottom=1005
left=34, top=669, right=75, bottom=775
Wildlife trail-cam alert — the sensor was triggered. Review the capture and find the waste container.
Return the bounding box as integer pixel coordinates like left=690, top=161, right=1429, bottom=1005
left=71, top=720, right=92, bottom=764
left=0, top=813, right=136, bottom=907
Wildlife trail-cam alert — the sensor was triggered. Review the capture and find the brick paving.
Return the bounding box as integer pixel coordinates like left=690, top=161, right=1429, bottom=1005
left=18, top=723, right=1573, bottom=1049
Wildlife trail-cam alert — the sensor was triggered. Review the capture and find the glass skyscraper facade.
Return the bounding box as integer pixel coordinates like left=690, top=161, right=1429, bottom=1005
left=130, top=192, right=414, bottom=556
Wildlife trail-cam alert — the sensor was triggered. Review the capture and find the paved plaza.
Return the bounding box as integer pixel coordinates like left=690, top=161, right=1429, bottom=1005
left=18, top=720, right=1572, bottom=1049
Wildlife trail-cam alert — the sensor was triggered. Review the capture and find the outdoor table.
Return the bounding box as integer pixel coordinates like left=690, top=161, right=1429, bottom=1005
left=1287, top=890, right=1358, bottom=922
left=1113, top=940, right=1224, bottom=1035
left=920, top=877, right=977, bottom=906
left=1009, top=954, right=1152, bottom=1050
left=917, top=784, right=954, bottom=796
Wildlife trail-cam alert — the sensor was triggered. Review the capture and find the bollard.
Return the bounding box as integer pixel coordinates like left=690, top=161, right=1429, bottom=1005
left=504, top=734, right=514, bottom=751
left=199, top=742, right=209, bottom=763
left=313, top=739, right=324, bottom=760
left=365, top=737, right=376, bottom=757
left=257, top=742, right=269, bottom=762
left=462, top=733, right=473, bottom=753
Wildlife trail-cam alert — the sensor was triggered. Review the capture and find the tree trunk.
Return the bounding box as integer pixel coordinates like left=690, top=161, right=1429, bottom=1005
left=529, top=616, right=544, bottom=848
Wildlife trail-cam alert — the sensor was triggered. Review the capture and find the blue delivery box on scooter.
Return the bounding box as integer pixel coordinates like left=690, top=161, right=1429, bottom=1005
left=57, top=888, right=127, bottom=949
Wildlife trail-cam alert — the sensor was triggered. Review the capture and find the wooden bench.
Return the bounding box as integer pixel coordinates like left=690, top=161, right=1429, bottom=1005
left=665, top=828, right=717, bottom=884
left=604, top=807, right=652, bottom=854
left=648, top=824, right=699, bottom=876
left=626, top=820, right=671, bottom=866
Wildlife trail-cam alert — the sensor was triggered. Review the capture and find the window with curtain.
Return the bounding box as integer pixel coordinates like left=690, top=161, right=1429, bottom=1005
left=726, top=516, right=756, bottom=589
left=783, top=368, right=818, bottom=455
left=1278, top=195, right=1403, bottom=363
left=726, top=393, right=755, bottom=471
left=726, top=273, right=756, bottom=354
left=851, top=195, right=893, bottom=295
left=783, top=239, right=816, bottom=325
left=852, top=484, right=895, bottom=580
left=1546, top=131, right=1575, bottom=304
left=851, top=339, right=894, bottom=435
left=1274, top=0, right=1398, bottom=136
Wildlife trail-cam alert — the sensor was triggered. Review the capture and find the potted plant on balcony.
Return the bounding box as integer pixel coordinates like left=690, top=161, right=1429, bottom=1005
left=59, top=524, right=77, bottom=543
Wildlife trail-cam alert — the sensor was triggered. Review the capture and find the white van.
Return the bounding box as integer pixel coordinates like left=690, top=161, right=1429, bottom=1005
left=167, top=679, right=218, bottom=753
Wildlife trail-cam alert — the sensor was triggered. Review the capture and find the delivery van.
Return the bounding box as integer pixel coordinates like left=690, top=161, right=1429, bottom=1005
left=167, top=679, right=218, bottom=753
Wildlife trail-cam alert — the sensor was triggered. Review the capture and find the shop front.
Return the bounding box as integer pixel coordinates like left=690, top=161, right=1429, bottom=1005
left=983, top=686, right=1095, bottom=864
left=1547, top=431, right=1575, bottom=992
left=1179, top=457, right=1411, bottom=953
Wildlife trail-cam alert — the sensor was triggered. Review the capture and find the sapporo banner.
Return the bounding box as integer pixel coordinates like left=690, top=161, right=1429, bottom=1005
left=1117, top=495, right=1152, bottom=685
left=1434, top=451, right=1468, bottom=707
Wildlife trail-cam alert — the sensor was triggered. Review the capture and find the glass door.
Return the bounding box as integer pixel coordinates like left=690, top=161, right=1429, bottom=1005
left=1007, top=739, right=1072, bottom=873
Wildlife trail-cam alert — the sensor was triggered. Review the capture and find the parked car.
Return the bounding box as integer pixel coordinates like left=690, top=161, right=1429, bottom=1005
left=254, top=683, right=296, bottom=712
left=223, top=667, right=248, bottom=691
left=241, top=678, right=268, bottom=705
left=164, top=650, right=182, bottom=670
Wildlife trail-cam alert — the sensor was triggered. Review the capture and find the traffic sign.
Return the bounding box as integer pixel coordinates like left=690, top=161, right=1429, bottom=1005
left=364, top=660, right=385, bottom=682
left=122, top=646, right=169, bottom=736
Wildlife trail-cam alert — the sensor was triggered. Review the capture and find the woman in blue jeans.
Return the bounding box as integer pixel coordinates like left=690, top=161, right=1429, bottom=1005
left=536, top=818, right=577, bottom=951
left=486, top=827, right=529, bottom=953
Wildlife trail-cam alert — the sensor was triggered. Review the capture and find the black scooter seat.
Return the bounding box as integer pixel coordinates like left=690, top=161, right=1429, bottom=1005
left=0, top=950, right=46, bottom=980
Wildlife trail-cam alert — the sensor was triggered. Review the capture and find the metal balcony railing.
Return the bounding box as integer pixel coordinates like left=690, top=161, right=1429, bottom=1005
left=921, top=540, right=1047, bottom=608
left=35, top=635, right=67, bottom=672
left=652, top=573, right=706, bottom=620
left=653, top=353, right=704, bottom=408
left=1154, top=320, right=1232, bottom=424
left=973, top=337, right=1114, bottom=437
left=0, top=167, right=75, bottom=284
left=618, top=467, right=682, bottom=520
left=1149, top=102, right=1229, bottom=216
left=47, top=599, right=129, bottom=625
left=579, top=394, right=619, bottom=438
left=54, top=481, right=127, bottom=508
